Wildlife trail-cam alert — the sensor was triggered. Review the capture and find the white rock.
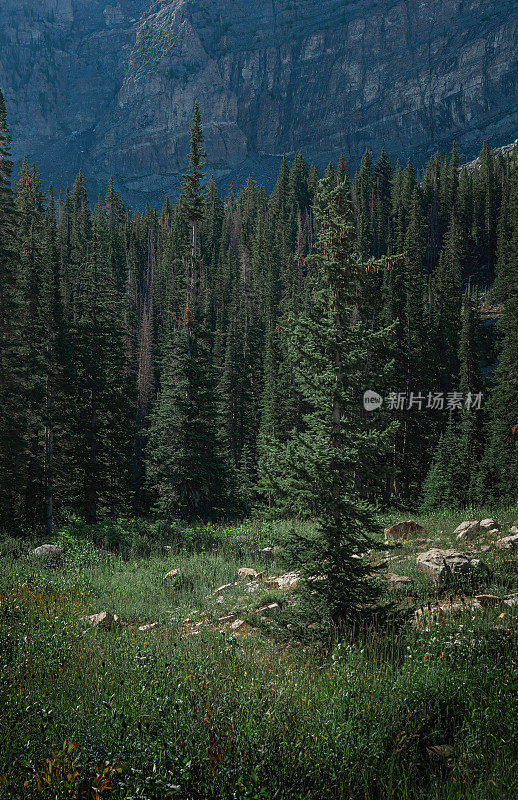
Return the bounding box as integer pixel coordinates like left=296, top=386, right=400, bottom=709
left=454, top=521, right=481, bottom=540
left=496, top=533, right=518, bottom=550
left=416, top=548, right=485, bottom=586
left=28, top=544, right=65, bottom=563
left=214, top=583, right=234, bottom=594
left=85, top=612, right=122, bottom=629
left=384, top=520, right=426, bottom=542
left=163, top=569, right=180, bottom=583
left=238, top=567, right=258, bottom=581
left=138, top=622, right=159, bottom=632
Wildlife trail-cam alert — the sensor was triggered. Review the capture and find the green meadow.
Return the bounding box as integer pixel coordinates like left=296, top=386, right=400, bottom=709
left=1, top=510, right=516, bottom=800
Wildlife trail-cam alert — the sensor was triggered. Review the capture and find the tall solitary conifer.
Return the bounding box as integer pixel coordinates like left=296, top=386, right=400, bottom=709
left=280, top=178, right=394, bottom=626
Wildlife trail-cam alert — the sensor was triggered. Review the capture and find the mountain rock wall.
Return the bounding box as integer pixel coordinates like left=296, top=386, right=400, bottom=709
left=1, top=0, right=516, bottom=203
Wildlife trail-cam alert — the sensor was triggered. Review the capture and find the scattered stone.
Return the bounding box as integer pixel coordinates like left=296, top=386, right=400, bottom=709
left=163, top=569, right=181, bottom=583
left=427, top=744, right=454, bottom=762
left=479, top=518, right=500, bottom=532
left=454, top=520, right=481, bottom=540
left=138, top=622, right=159, bottom=632
left=504, top=593, right=518, bottom=607
left=416, top=548, right=487, bottom=586
left=266, top=571, right=299, bottom=590
left=238, top=567, right=258, bottom=581
left=258, top=546, right=276, bottom=561
left=218, top=614, right=237, bottom=624
left=384, top=521, right=426, bottom=542
left=387, top=573, right=414, bottom=592
left=230, top=619, right=245, bottom=631
left=258, top=602, right=281, bottom=616
left=496, top=533, right=518, bottom=550
left=510, top=525, right=518, bottom=535
left=474, top=594, right=504, bottom=608
left=28, top=544, right=65, bottom=565
left=214, top=583, right=234, bottom=594
left=85, top=612, right=122, bottom=630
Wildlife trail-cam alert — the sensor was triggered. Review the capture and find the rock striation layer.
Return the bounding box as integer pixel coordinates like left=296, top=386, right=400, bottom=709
left=1, top=0, right=517, bottom=204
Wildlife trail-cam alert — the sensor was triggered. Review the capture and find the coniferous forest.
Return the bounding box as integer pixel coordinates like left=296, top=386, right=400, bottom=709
left=0, top=93, right=516, bottom=534
left=1, top=87, right=517, bottom=800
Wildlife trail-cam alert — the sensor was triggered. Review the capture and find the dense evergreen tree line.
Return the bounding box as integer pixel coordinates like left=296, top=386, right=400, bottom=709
left=0, top=90, right=516, bottom=533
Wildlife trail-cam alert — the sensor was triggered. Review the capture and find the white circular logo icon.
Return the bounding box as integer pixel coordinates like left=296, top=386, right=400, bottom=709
left=363, top=390, right=383, bottom=411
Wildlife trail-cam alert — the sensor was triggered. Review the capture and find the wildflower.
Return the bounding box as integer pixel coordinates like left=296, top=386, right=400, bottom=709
left=423, top=654, right=428, bottom=661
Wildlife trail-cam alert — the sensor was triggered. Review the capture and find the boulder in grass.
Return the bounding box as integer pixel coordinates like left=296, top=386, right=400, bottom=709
left=384, top=521, right=426, bottom=542
left=29, top=544, right=65, bottom=565
left=237, top=567, right=258, bottom=581
left=267, top=571, right=299, bottom=590
left=416, top=548, right=481, bottom=586
left=387, top=573, right=414, bottom=592
left=85, top=612, right=122, bottom=630
left=454, top=520, right=481, bottom=540
left=496, top=533, right=518, bottom=550
left=218, top=614, right=237, bottom=624
left=509, top=524, right=518, bottom=535
left=230, top=619, right=245, bottom=631
left=479, top=518, right=501, bottom=534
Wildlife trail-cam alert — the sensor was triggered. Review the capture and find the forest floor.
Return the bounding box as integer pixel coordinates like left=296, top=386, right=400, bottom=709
left=0, top=508, right=516, bottom=799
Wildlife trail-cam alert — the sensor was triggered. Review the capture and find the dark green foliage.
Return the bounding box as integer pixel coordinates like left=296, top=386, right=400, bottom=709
left=276, top=179, right=395, bottom=625
left=146, top=319, right=227, bottom=519
left=0, top=85, right=514, bottom=529
left=481, top=164, right=518, bottom=502
left=0, top=90, right=25, bottom=530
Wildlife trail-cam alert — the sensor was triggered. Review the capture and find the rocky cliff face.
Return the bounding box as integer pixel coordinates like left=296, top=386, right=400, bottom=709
left=1, top=0, right=517, bottom=204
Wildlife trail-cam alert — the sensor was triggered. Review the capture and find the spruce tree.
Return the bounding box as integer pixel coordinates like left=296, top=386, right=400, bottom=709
left=0, top=90, right=25, bottom=531
left=279, top=177, right=392, bottom=627
left=146, top=103, right=228, bottom=519
left=146, top=312, right=227, bottom=519
left=71, top=204, right=134, bottom=522
left=481, top=165, right=518, bottom=501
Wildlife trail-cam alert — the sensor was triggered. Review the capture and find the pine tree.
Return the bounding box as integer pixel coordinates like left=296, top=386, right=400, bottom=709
left=146, top=312, right=227, bottom=519
left=182, top=100, right=206, bottom=266
left=432, top=213, right=463, bottom=389
left=279, top=177, right=392, bottom=627
left=0, top=90, right=25, bottom=531
left=481, top=165, right=518, bottom=501
left=146, top=103, right=228, bottom=519
left=422, top=285, right=484, bottom=509
left=71, top=204, right=134, bottom=523
left=40, top=186, right=72, bottom=532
